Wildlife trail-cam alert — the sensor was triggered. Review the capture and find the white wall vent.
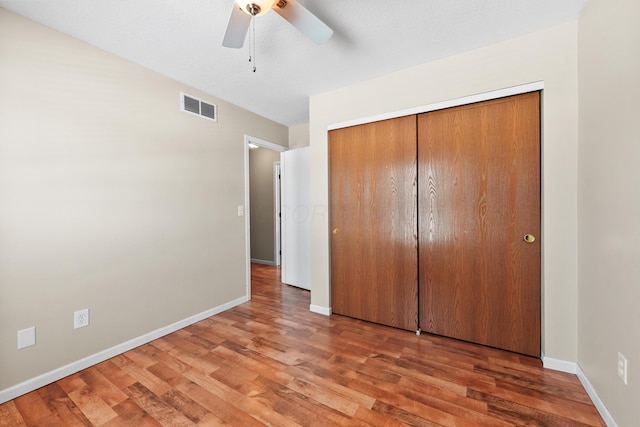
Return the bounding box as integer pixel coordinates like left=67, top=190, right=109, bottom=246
left=180, top=92, right=217, bottom=122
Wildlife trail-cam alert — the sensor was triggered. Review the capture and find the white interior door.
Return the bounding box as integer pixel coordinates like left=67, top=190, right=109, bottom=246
left=280, top=147, right=310, bottom=290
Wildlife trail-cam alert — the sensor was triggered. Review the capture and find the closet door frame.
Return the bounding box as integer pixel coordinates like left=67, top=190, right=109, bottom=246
left=327, top=82, right=544, bottom=354
left=327, top=82, right=544, bottom=131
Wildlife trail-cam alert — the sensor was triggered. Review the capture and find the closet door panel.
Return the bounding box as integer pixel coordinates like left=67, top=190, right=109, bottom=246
left=418, top=92, right=541, bottom=356
left=330, top=116, right=418, bottom=331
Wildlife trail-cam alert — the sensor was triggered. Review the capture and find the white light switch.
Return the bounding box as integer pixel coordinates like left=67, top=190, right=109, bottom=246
left=18, top=326, right=36, bottom=349
left=237, top=205, right=244, bottom=216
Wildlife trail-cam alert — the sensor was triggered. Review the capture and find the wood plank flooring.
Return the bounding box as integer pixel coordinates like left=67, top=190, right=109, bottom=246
left=1, top=263, right=604, bottom=426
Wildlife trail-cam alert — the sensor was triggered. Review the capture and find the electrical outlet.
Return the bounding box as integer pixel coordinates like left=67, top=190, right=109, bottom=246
left=74, top=308, right=89, bottom=329
left=617, top=352, right=628, bottom=385
left=17, top=326, right=36, bottom=349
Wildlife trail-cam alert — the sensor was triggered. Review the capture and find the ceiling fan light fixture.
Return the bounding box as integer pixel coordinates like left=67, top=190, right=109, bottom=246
left=223, top=0, right=333, bottom=49
left=236, top=0, right=276, bottom=16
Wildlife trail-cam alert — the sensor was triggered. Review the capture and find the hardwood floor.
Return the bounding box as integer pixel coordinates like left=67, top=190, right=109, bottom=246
left=1, top=263, right=604, bottom=426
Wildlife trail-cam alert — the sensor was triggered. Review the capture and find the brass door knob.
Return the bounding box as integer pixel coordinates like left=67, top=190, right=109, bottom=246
left=332, top=228, right=339, bottom=235
left=523, top=234, right=536, bottom=243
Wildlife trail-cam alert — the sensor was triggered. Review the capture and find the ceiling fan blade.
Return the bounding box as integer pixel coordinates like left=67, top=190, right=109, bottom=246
left=273, top=0, right=333, bottom=45
left=222, top=4, right=251, bottom=48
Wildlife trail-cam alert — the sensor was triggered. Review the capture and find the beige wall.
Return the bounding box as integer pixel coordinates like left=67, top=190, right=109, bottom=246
left=578, top=0, right=640, bottom=425
left=288, top=123, right=310, bottom=149
left=249, top=148, right=281, bottom=263
left=310, top=22, right=580, bottom=362
left=0, top=9, right=287, bottom=392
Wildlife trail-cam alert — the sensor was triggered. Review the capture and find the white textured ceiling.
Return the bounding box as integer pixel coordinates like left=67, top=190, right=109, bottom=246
left=0, top=0, right=588, bottom=126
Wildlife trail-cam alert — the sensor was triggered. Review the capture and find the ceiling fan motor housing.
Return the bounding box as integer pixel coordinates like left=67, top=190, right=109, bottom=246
left=225, top=0, right=332, bottom=48
left=238, top=0, right=275, bottom=16
left=245, top=4, right=261, bottom=16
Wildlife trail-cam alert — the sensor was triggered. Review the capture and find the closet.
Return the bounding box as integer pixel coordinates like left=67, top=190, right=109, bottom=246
left=329, top=92, right=540, bottom=357
left=329, top=115, right=418, bottom=331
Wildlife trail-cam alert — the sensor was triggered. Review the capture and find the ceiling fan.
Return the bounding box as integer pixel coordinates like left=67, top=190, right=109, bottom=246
left=222, top=0, right=333, bottom=48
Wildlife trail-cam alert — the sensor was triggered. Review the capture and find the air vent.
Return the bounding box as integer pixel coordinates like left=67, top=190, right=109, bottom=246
left=200, top=101, right=216, bottom=120
left=180, top=92, right=217, bottom=122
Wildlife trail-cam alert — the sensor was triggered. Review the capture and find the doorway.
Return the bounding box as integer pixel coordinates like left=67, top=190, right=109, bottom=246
left=243, top=135, right=287, bottom=298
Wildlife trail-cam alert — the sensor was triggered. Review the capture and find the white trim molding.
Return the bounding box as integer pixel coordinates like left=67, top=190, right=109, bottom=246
left=576, top=365, right=619, bottom=427
left=250, top=258, right=276, bottom=266
left=542, top=356, right=618, bottom=426
left=309, top=304, right=331, bottom=316
left=328, top=81, right=544, bottom=131
left=245, top=135, right=287, bottom=153
left=542, top=355, right=578, bottom=374
left=0, top=295, right=248, bottom=405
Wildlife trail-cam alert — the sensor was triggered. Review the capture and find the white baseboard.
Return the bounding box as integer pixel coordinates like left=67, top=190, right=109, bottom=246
left=250, top=258, right=275, bottom=266
left=0, top=305, right=618, bottom=427
left=542, top=356, right=617, bottom=426
left=309, top=304, right=331, bottom=316
left=576, top=365, right=618, bottom=427
left=542, top=355, right=577, bottom=373
left=0, top=295, right=249, bottom=405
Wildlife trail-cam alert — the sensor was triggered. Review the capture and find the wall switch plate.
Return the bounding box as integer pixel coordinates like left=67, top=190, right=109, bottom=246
left=17, top=326, right=36, bottom=349
left=74, top=308, right=89, bottom=329
left=237, top=205, right=244, bottom=216
left=617, top=352, right=628, bottom=385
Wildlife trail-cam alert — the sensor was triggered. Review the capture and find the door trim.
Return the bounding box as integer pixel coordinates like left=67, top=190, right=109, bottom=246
left=274, top=161, right=281, bottom=267
left=243, top=135, right=287, bottom=300
left=328, top=81, right=544, bottom=131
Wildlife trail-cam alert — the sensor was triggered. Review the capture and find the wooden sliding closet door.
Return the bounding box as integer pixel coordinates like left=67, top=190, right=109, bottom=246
left=330, top=116, right=418, bottom=331
left=418, top=92, right=541, bottom=356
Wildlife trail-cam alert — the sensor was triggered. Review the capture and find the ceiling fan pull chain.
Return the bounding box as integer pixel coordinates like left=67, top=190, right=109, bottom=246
left=249, top=15, right=256, bottom=72
left=248, top=16, right=252, bottom=67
